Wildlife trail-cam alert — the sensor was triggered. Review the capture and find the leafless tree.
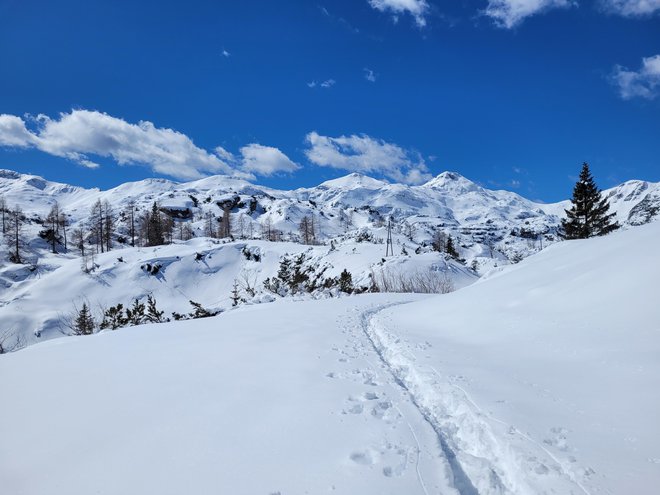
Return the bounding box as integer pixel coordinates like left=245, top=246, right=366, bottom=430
left=238, top=268, right=259, bottom=298
left=404, top=222, right=416, bottom=242
left=89, top=199, right=105, bottom=253
left=71, top=227, right=86, bottom=256
left=204, top=212, right=216, bottom=238
left=299, top=215, right=316, bottom=245
left=0, top=330, right=26, bottom=354
left=45, top=202, right=61, bottom=253
left=431, top=229, right=447, bottom=253
left=219, top=206, right=231, bottom=238
left=236, top=212, right=246, bottom=239
left=6, top=206, right=25, bottom=263
left=125, top=199, right=137, bottom=246
left=262, top=216, right=274, bottom=241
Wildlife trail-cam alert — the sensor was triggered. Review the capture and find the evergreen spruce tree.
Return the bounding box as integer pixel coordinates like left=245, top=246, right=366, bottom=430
left=147, top=202, right=165, bottom=246
left=126, top=298, right=146, bottom=326
left=445, top=235, right=459, bottom=259
left=339, top=269, right=353, bottom=294
left=230, top=280, right=241, bottom=307
left=188, top=300, right=215, bottom=319
left=145, top=295, right=166, bottom=323
left=100, top=304, right=128, bottom=330
left=73, top=303, right=95, bottom=335
left=561, top=163, right=619, bottom=239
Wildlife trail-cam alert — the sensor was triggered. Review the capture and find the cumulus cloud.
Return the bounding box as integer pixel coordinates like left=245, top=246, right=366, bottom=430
left=368, top=0, right=430, bottom=27
left=600, top=0, right=660, bottom=16
left=0, top=110, right=245, bottom=180
left=611, top=54, right=660, bottom=100
left=239, top=144, right=301, bottom=176
left=364, top=68, right=377, bottom=82
left=304, top=131, right=431, bottom=185
left=484, top=0, right=575, bottom=28
left=0, top=115, right=37, bottom=148
left=0, top=110, right=300, bottom=181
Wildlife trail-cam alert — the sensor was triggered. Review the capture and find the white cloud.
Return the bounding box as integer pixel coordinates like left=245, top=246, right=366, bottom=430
left=600, top=0, right=660, bottom=16
left=368, top=0, right=430, bottom=27
left=304, top=131, right=431, bottom=185
left=308, top=79, right=335, bottom=89
left=0, top=110, right=257, bottom=180
left=364, top=68, right=377, bottom=82
left=239, top=144, right=301, bottom=176
left=0, top=114, right=37, bottom=147
left=484, top=0, right=575, bottom=29
left=611, top=54, right=660, bottom=100
left=222, top=48, right=231, bottom=58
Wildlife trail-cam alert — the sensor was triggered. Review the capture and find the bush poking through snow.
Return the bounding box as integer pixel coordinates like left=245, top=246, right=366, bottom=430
left=371, top=267, right=454, bottom=294
left=100, top=304, right=128, bottom=330
left=100, top=295, right=168, bottom=330
left=264, top=252, right=330, bottom=296
left=339, top=269, right=353, bottom=294
left=171, top=300, right=220, bottom=321
left=0, top=330, right=25, bottom=354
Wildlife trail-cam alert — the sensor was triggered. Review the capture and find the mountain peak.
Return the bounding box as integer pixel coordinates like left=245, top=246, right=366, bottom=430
left=423, top=171, right=479, bottom=192
left=319, top=173, right=387, bottom=190
left=0, top=169, right=23, bottom=180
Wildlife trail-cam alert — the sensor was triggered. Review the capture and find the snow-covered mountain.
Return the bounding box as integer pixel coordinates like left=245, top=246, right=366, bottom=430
left=0, top=168, right=659, bottom=350
left=2, top=168, right=658, bottom=249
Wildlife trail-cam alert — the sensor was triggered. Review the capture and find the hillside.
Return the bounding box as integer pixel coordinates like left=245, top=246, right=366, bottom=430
left=1, top=214, right=658, bottom=495
left=0, top=168, right=659, bottom=350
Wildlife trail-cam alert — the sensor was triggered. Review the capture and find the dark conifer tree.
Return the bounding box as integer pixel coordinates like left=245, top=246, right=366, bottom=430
left=339, top=269, right=353, bottom=294
left=561, top=163, right=619, bottom=239
left=145, top=295, right=166, bottom=323
left=100, top=304, right=127, bottom=330
left=445, top=235, right=459, bottom=259
left=73, top=303, right=95, bottom=335
left=230, top=280, right=241, bottom=307
left=126, top=298, right=146, bottom=326
left=147, top=202, right=165, bottom=246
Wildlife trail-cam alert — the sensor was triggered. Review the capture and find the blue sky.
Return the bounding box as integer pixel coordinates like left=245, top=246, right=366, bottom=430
left=0, top=0, right=658, bottom=202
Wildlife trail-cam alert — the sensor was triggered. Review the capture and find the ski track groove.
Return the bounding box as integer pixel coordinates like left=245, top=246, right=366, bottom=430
left=354, top=303, right=481, bottom=495
left=350, top=302, right=594, bottom=495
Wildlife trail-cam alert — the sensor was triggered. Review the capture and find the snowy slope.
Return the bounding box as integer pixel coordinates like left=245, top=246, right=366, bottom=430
left=371, top=220, right=660, bottom=494
left=2, top=220, right=657, bottom=494
left=0, top=235, right=476, bottom=349
left=1, top=168, right=659, bottom=351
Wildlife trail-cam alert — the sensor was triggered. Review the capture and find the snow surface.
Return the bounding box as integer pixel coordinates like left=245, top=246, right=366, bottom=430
left=373, top=220, right=660, bottom=494
left=1, top=221, right=658, bottom=494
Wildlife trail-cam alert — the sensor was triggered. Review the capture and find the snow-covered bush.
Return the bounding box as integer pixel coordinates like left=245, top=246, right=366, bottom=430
left=371, top=267, right=454, bottom=294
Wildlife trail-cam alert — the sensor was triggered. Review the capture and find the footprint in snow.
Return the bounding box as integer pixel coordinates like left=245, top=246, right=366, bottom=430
left=350, top=450, right=377, bottom=465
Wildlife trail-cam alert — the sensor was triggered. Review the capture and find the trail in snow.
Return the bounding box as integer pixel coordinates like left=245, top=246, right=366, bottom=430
left=347, top=304, right=590, bottom=495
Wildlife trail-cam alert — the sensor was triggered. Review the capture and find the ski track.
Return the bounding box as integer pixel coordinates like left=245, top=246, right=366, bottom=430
left=335, top=302, right=591, bottom=495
